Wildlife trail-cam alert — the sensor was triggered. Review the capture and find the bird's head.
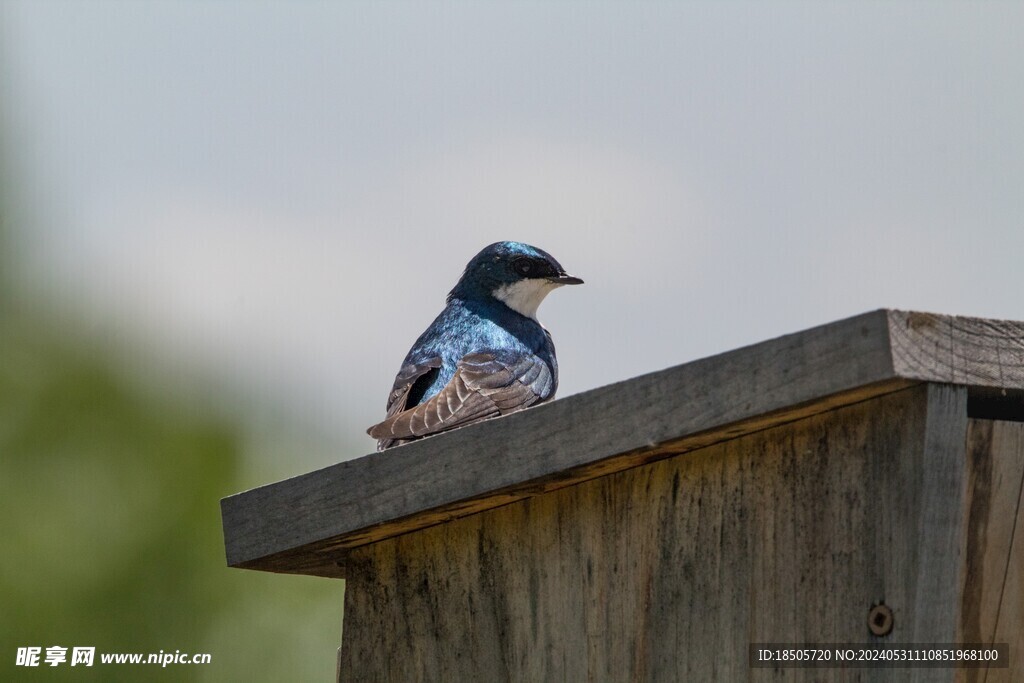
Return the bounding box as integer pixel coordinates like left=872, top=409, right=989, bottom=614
left=448, top=241, right=583, bottom=320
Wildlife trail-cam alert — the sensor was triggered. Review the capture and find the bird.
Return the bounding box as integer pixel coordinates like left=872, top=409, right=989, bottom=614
left=368, top=241, right=583, bottom=450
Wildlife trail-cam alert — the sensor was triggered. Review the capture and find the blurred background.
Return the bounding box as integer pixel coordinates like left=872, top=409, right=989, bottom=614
left=1, top=1, right=1021, bottom=680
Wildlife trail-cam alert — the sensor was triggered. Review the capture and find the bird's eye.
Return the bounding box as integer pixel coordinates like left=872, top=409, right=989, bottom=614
left=513, top=258, right=534, bottom=276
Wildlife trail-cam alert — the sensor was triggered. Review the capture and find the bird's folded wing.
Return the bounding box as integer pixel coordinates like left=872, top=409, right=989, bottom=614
left=383, top=357, right=443, bottom=418
left=367, top=352, right=553, bottom=441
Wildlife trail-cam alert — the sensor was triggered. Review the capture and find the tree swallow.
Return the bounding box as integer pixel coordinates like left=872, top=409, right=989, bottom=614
left=368, top=241, right=583, bottom=450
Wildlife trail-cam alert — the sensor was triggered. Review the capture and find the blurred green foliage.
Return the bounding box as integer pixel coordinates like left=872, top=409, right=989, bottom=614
left=1, top=130, right=341, bottom=683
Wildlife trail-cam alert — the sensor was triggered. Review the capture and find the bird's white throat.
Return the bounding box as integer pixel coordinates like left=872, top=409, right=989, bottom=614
left=493, top=280, right=562, bottom=321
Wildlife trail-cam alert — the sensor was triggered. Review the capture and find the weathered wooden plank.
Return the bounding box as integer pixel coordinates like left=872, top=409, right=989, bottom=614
left=222, top=310, right=1024, bottom=577
left=960, top=419, right=1024, bottom=683
left=908, top=385, right=970, bottom=683
left=339, top=385, right=972, bottom=682
left=888, top=311, right=1024, bottom=389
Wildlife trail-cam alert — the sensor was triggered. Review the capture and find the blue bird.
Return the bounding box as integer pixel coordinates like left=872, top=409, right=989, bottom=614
left=368, top=241, right=583, bottom=450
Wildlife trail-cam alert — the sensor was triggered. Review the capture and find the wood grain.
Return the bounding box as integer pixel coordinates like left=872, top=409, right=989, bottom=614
left=339, top=384, right=977, bottom=682
left=959, top=419, right=1024, bottom=683
left=913, top=386, right=971, bottom=646
left=222, top=310, right=1024, bottom=577
left=888, top=311, right=1024, bottom=389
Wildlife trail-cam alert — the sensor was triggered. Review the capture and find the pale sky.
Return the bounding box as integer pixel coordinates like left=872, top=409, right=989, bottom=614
left=3, top=1, right=1022, bottom=460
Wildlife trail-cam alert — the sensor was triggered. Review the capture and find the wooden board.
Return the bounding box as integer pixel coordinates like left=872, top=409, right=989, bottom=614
left=887, top=310, right=1024, bottom=389
left=338, top=384, right=980, bottom=681
left=960, top=419, right=1024, bottom=683
left=222, top=309, right=1024, bottom=577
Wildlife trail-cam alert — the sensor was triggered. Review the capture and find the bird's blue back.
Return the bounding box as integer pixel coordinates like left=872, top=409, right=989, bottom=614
left=398, top=296, right=558, bottom=408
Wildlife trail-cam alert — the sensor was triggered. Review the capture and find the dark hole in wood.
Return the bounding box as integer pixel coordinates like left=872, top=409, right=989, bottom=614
left=868, top=603, right=894, bottom=637
left=968, top=387, right=1024, bottom=422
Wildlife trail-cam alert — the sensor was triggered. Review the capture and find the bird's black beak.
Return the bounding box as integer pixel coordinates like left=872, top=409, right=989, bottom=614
left=548, top=272, right=584, bottom=285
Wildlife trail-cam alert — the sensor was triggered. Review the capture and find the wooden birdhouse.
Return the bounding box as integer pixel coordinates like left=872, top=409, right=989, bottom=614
left=222, top=310, right=1023, bottom=681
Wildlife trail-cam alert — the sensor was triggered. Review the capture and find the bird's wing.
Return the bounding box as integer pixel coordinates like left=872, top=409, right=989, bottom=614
left=367, top=352, right=553, bottom=441
left=383, top=357, right=444, bottom=418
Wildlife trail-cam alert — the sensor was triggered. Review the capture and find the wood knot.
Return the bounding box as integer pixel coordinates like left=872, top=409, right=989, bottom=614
left=905, top=311, right=939, bottom=330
